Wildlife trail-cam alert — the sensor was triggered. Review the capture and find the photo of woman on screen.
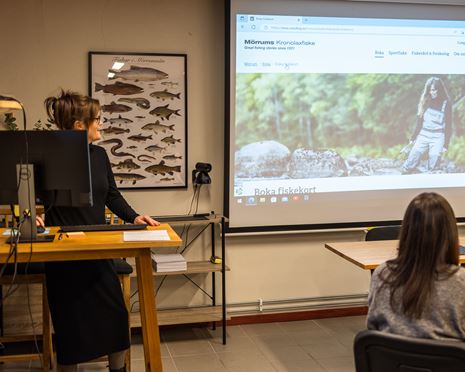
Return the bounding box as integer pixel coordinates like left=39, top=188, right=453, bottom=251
left=402, top=77, right=452, bottom=174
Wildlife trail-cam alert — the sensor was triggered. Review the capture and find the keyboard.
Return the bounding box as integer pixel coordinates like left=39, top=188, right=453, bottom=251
left=60, top=224, right=148, bottom=233
left=153, top=215, right=209, bottom=223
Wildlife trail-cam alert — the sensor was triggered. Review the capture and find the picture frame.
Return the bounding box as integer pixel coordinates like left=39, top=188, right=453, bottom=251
left=89, top=51, right=187, bottom=189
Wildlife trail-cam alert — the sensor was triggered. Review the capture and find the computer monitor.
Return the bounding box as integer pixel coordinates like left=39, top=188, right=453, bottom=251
left=0, top=130, right=93, bottom=242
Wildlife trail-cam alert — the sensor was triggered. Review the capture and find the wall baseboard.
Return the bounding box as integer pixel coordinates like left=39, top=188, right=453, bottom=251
left=224, top=293, right=368, bottom=325
left=143, top=294, right=369, bottom=330
left=227, top=305, right=367, bottom=325
left=151, top=305, right=368, bottom=330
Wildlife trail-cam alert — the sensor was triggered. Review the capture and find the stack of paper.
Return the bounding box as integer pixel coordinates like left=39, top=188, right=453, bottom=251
left=123, top=230, right=170, bottom=241
left=151, top=253, right=187, bottom=272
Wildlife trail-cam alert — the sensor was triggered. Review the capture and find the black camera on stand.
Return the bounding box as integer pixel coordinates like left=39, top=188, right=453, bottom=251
left=192, top=162, right=212, bottom=185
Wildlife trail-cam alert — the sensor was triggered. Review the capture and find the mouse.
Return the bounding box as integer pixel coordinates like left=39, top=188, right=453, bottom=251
left=37, top=226, right=46, bottom=234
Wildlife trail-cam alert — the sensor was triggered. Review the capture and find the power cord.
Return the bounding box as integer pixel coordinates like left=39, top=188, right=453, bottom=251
left=23, top=145, right=44, bottom=369
left=177, top=184, right=202, bottom=255
left=15, top=125, right=43, bottom=369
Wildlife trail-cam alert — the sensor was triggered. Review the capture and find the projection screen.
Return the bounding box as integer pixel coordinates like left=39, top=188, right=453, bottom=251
left=225, top=0, right=465, bottom=232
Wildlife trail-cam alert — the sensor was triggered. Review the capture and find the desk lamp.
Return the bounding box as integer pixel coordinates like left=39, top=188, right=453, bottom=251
left=0, top=95, right=23, bottom=111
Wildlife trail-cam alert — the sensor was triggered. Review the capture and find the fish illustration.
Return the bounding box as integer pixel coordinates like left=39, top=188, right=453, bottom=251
left=141, top=121, right=175, bottom=134
left=145, top=144, right=166, bottom=153
left=97, top=138, right=135, bottom=158
left=108, top=65, right=168, bottom=82
left=162, top=154, right=183, bottom=160
left=110, top=159, right=141, bottom=172
left=98, top=138, right=123, bottom=147
left=100, top=126, right=130, bottom=135
left=135, top=116, right=146, bottom=119
left=137, top=154, right=157, bottom=162
left=114, top=173, right=146, bottom=185
left=102, top=102, right=132, bottom=114
left=117, top=97, right=150, bottom=110
left=112, top=149, right=135, bottom=158
left=161, top=81, right=179, bottom=88
left=149, top=104, right=181, bottom=121
left=103, top=114, right=133, bottom=126
left=128, top=133, right=153, bottom=142
left=161, top=135, right=181, bottom=145
left=145, top=161, right=181, bottom=176
left=95, top=81, right=143, bottom=95
left=160, top=177, right=175, bottom=181
left=127, top=145, right=137, bottom=149
left=149, top=89, right=181, bottom=101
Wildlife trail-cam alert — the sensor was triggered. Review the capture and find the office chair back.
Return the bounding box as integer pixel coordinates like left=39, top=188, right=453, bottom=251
left=365, top=225, right=401, bottom=241
left=354, top=330, right=465, bottom=372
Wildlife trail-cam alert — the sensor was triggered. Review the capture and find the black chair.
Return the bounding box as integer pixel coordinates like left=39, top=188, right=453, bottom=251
left=354, top=330, right=465, bottom=372
left=365, top=226, right=401, bottom=241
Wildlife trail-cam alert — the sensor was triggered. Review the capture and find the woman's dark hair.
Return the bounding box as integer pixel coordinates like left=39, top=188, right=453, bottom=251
left=44, top=90, right=100, bottom=130
left=381, top=192, right=459, bottom=319
left=418, top=77, right=450, bottom=117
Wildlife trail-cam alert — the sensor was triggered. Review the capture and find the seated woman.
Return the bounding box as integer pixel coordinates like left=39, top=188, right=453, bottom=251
left=367, top=192, right=465, bottom=340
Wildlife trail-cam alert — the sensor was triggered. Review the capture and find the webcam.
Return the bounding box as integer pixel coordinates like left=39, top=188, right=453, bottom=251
left=192, top=162, right=212, bottom=185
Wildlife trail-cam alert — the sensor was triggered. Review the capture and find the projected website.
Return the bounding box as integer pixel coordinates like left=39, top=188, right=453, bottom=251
left=233, top=14, right=465, bottom=204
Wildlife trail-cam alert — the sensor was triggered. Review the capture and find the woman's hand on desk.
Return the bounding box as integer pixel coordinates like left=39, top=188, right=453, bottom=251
left=36, top=216, right=45, bottom=228
left=134, top=215, right=160, bottom=226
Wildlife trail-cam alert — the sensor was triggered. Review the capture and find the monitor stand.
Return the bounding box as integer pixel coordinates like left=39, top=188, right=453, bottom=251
left=6, top=164, right=55, bottom=244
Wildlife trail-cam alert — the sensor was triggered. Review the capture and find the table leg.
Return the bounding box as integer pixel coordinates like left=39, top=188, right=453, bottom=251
left=221, top=217, right=226, bottom=345
left=135, top=250, right=163, bottom=372
left=42, top=281, right=52, bottom=372
left=211, top=223, right=216, bottom=331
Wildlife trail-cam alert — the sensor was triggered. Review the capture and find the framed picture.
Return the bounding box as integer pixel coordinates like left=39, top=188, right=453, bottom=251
left=89, top=52, right=187, bottom=189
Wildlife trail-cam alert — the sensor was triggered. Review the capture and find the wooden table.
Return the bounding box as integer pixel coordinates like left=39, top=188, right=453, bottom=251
left=325, top=239, right=465, bottom=271
left=0, top=225, right=182, bottom=372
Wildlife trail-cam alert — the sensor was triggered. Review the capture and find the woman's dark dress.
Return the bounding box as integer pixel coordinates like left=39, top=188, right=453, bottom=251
left=45, top=144, right=138, bottom=365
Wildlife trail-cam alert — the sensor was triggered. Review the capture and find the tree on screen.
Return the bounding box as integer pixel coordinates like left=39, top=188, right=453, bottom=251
left=236, top=73, right=465, bottom=166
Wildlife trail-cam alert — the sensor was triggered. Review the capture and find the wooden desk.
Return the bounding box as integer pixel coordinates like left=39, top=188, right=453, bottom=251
left=325, top=239, right=465, bottom=271
left=0, top=225, right=182, bottom=372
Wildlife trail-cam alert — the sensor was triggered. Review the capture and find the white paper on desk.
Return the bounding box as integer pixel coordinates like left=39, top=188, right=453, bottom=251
left=123, top=230, right=170, bottom=241
left=2, top=229, right=18, bottom=236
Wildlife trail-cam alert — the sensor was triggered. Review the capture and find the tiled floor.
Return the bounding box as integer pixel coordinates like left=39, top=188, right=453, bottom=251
left=0, top=315, right=367, bottom=371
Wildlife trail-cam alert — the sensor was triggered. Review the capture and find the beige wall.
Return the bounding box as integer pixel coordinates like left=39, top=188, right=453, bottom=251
left=1, top=0, right=390, bottom=314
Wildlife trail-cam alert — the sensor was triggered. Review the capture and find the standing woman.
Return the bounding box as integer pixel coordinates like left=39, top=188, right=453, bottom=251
left=367, top=192, right=465, bottom=340
left=43, top=90, right=159, bottom=372
left=402, top=77, right=452, bottom=173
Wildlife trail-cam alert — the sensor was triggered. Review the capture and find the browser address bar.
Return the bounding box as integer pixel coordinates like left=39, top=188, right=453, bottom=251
left=262, top=24, right=461, bottom=36
left=263, top=24, right=353, bottom=32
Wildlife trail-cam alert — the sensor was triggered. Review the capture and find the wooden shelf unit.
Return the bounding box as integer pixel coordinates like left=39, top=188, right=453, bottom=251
left=130, top=260, right=230, bottom=277
left=131, top=306, right=231, bottom=327
left=130, top=215, right=228, bottom=344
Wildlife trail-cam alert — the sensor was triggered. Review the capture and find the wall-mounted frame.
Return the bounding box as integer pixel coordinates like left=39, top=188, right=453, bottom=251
left=89, top=51, right=187, bottom=189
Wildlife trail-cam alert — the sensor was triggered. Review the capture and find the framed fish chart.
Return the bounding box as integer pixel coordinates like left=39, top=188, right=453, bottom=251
left=89, top=51, right=187, bottom=189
